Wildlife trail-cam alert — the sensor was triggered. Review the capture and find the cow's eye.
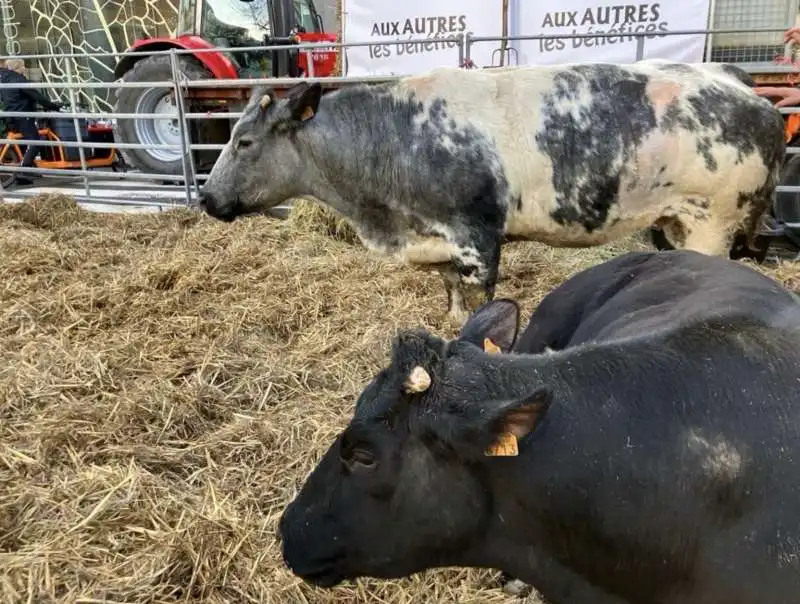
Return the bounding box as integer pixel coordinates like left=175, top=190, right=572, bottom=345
left=342, top=447, right=377, bottom=472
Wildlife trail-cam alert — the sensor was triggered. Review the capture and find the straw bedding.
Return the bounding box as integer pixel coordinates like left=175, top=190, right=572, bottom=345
left=1, top=194, right=797, bottom=603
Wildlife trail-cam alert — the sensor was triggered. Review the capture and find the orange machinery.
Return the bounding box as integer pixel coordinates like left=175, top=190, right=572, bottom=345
left=0, top=118, right=123, bottom=181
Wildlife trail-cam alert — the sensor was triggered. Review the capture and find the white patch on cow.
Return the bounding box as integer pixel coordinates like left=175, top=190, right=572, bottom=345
left=685, top=429, right=743, bottom=481
left=502, top=578, right=530, bottom=597
left=645, top=79, right=682, bottom=112
left=399, top=236, right=459, bottom=265
left=361, top=215, right=490, bottom=287
left=452, top=246, right=485, bottom=285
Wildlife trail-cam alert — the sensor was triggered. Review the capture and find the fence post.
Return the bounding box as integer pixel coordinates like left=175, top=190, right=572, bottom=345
left=457, top=32, right=465, bottom=66
left=168, top=49, right=199, bottom=207
left=464, top=32, right=473, bottom=65
left=64, top=59, right=91, bottom=200
left=635, top=35, right=645, bottom=61
left=305, top=49, right=316, bottom=77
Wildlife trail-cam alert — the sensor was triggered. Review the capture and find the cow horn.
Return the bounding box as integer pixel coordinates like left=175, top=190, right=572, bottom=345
left=404, top=366, right=431, bottom=393
left=259, top=94, right=271, bottom=110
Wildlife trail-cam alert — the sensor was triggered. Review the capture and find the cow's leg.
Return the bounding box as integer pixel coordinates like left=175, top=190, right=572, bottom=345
left=399, top=237, right=472, bottom=323
left=731, top=185, right=775, bottom=263
left=405, top=261, right=470, bottom=324
left=438, top=264, right=471, bottom=324
left=496, top=554, right=630, bottom=604
left=655, top=197, right=733, bottom=257
left=450, top=232, right=503, bottom=312
left=400, top=232, right=502, bottom=324
left=678, top=216, right=735, bottom=257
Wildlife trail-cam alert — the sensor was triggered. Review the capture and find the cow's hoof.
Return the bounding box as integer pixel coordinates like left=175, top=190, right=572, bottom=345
left=462, top=282, right=491, bottom=313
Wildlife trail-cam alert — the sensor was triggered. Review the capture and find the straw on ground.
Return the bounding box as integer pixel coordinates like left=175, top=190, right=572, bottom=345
left=1, top=194, right=796, bottom=603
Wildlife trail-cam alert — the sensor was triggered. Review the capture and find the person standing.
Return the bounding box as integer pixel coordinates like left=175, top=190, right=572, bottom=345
left=0, top=58, right=62, bottom=185
left=753, top=27, right=800, bottom=108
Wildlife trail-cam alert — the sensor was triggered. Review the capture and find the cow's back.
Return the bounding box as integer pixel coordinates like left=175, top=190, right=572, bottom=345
left=515, top=249, right=800, bottom=353
left=520, top=310, right=800, bottom=603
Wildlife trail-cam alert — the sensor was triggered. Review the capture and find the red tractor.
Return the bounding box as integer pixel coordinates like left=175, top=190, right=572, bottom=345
left=112, top=0, right=338, bottom=175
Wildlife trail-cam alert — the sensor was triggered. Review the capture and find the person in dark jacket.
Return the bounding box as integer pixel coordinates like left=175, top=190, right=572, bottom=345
left=0, top=58, right=62, bottom=185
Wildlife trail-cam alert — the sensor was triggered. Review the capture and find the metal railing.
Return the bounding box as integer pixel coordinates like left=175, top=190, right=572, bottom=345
left=0, top=26, right=799, bottom=213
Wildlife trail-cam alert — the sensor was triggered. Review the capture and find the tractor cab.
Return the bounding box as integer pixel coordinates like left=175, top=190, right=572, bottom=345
left=112, top=0, right=337, bottom=176
left=177, top=0, right=327, bottom=77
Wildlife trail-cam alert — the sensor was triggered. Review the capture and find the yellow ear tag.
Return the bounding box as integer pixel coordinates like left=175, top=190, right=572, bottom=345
left=484, top=432, right=519, bottom=457
left=259, top=94, right=271, bottom=110
left=300, top=106, right=315, bottom=121
left=483, top=338, right=502, bottom=354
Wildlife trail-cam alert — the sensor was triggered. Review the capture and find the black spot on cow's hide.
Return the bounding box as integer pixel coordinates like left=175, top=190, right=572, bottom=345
left=535, top=65, right=658, bottom=233
left=660, top=84, right=784, bottom=173
left=317, top=84, right=509, bottom=261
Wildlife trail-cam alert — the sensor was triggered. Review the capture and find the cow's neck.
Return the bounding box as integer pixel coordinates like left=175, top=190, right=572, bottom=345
left=291, top=92, right=403, bottom=226
left=290, top=122, right=366, bottom=222
left=470, top=340, right=664, bottom=564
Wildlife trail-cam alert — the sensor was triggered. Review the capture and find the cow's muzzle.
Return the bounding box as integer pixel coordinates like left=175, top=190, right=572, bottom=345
left=197, top=190, right=239, bottom=222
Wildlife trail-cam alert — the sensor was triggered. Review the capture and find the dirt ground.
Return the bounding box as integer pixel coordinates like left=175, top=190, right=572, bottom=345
left=1, top=195, right=798, bottom=603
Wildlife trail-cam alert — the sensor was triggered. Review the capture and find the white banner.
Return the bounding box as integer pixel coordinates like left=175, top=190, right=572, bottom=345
left=515, top=2, right=712, bottom=65
left=342, top=0, right=505, bottom=76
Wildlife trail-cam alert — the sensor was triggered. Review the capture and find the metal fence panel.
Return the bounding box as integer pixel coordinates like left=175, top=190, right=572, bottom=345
left=709, top=0, right=796, bottom=63
left=1, top=30, right=800, bottom=205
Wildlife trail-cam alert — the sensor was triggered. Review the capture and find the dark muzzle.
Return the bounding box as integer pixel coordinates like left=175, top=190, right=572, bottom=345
left=197, top=189, right=239, bottom=222
left=279, top=505, right=347, bottom=587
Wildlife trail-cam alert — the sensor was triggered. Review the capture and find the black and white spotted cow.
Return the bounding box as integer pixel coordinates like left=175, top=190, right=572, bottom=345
left=198, top=61, right=785, bottom=323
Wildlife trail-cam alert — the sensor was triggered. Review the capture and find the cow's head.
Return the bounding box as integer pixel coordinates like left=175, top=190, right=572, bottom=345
left=199, top=82, right=322, bottom=222
left=278, top=299, right=552, bottom=587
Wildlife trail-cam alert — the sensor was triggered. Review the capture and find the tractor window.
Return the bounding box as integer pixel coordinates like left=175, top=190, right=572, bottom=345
left=293, top=0, right=320, bottom=32
left=201, top=0, right=275, bottom=78
left=202, top=0, right=271, bottom=43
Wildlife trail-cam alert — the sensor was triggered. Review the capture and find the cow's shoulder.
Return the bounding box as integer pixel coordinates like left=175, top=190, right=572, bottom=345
left=516, top=251, right=656, bottom=353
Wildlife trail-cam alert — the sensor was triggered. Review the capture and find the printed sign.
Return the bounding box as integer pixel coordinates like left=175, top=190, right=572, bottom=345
left=515, top=1, right=713, bottom=65
left=342, top=0, right=505, bottom=76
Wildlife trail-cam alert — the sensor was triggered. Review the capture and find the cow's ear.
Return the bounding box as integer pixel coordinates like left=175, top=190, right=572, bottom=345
left=482, top=388, right=551, bottom=458
left=457, top=298, right=520, bottom=353
left=430, top=387, right=551, bottom=460
left=284, top=81, right=322, bottom=123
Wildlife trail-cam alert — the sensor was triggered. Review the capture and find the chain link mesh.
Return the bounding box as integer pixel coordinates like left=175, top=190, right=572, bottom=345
left=709, top=0, right=797, bottom=63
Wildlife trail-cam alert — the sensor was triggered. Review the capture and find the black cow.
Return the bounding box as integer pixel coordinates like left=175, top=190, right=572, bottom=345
left=500, top=249, right=800, bottom=597
left=279, top=249, right=800, bottom=603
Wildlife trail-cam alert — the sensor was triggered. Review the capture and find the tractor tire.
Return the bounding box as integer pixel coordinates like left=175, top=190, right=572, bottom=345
left=112, top=54, right=210, bottom=176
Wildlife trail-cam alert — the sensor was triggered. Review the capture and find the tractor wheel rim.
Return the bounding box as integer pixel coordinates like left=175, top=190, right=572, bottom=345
left=133, top=88, right=182, bottom=164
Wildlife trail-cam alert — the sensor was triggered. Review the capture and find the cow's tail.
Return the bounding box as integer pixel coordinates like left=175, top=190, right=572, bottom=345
left=742, top=162, right=782, bottom=260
